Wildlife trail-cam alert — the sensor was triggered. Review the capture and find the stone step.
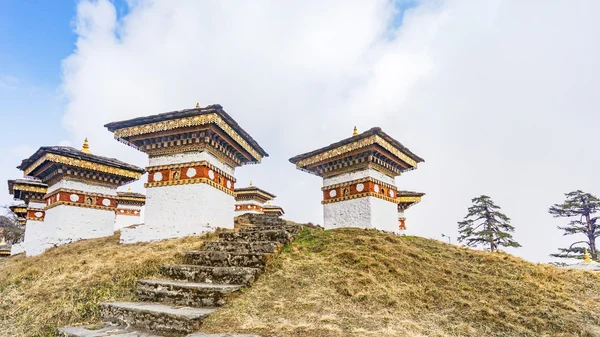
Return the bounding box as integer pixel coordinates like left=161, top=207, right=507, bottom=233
left=160, top=265, right=262, bottom=285
left=58, top=323, right=162, bottom=336
left=202, top=241, right=282, bottom=254
left=136, top=279, right=242, bottom=307
left=184, top=251, right=272, bottom=268
left=99, top=302, right=214, bottom=335
left=240, top=225, right=302, bottom=235
left=219, top=230, right=293, bottom=245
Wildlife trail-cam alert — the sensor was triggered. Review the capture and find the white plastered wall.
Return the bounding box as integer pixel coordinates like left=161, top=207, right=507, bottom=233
left=323, top=196, right=398, bottom=233
left=121, top=150, right=236, bottom=244
left=24, top=178, right=118, bottom=256
left=121, top=183, right=234, bottom=243
left=43, top=205, right=116, bottom=246
left=114, top=205, right=143, bottom=231
left=322, top=168, right=399, bottom=234
left=21, top=201, right=51, bottom=256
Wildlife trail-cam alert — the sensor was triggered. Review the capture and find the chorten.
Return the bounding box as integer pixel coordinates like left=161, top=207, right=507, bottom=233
left=9, top=204, right=28, bottom=225
left=114, top=187, right=146, bottom=230
left=105, top=104, right=268, bottom=243
left=234, top=181, right=277, bottom=215
left=17, top=140, right=144, bottom=255
left=8, top=177, right=48, bottom=255
left=290, top=127, right=424, bottom=233
left=0, top=238, right=10, bottom=258
left=263, top=201, right=285, bottom=217
left=396, top=191, right=425, bottom=232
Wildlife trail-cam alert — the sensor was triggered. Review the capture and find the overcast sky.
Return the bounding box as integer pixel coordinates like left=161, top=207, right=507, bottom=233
left=1, top=0, right=599, bottom=263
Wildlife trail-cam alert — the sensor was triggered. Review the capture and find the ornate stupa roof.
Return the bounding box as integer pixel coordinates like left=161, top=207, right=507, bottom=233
left=8, top=177, right=48, bottom=202
left=289, top=127, right=424, bottom=177
left=17, top=141, right=144, bottom=186
left=397, top=190, right=425, bottom=210
left=104, top=104, right=268, bottom=165
left=117, top=187, right=146, bottom=205
left=235, top=182, right=276, bottom=203
left=263, top=201, right=285, bottom=216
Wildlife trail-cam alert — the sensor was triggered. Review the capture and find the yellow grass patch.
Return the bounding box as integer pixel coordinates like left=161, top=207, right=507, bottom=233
left=0, top=232, right=216, bottom=337
left=202, top=228, right=600, bottom=337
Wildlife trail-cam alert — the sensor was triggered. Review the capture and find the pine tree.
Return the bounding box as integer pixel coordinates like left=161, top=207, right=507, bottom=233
left=549, top=190, right=600, bottom=260
left=457, top=195, right=521, bottom=252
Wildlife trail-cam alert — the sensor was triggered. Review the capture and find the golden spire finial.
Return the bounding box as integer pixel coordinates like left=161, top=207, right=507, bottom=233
left=249, top=180, right=253, bottom=187
left=267, top=200, right=271, bottom=205
left=127, top=186, right=131, bottom=192
left=353, top=126, right=358, bottom=136
left=81, top=138, right=91, bottom=154
left=195, top=103, right=200, bottom=108
left=584, top=248, right=592, bottom=263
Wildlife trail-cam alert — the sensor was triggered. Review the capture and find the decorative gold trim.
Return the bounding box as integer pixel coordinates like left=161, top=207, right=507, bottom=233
left=11, top=184, right=47, bottom=194
left=10, top=207, right=28, bottom=213
left=145, top=177, right=236, bottom=196
left=322, top=191, right=398, bottom=204
left=146, top=160, right=235, bottom=182
left=322, top=177, right=397, bottom=191
left=296, top=135, right=417, bottom=169
left=112, top=113, right=262, bottom=161
left=397, top=196, right=422, bottom=203
left=116, top=196, right=146, bottom=203
left=235, top=190, right=275, bottom=201
left=23, top=153, right=142, bottom=179
left=45, top=201, right=116, bottom=211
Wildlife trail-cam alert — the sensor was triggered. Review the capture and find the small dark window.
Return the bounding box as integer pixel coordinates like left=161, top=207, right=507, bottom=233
left=86, top=197, right=93, bottom=205
left=173, top=171, right=180, bottom=180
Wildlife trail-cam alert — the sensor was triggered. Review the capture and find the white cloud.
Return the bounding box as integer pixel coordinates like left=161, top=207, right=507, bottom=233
left=59, top=0, right=600, bottom=262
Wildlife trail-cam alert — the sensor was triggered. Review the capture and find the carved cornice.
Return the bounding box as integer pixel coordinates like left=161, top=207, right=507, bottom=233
left=146, top=143, right=241, bottom=168
left=45, top=201, right=116, bottom=212
left=23, top=153, right=143, bottom=179
left=11, top=184, right=48, bottom=194
left=295, top=135, right=417, bottom=170
left=397, top=196, right=422, bottom=203
left=113, top=113, right=262, bottom=162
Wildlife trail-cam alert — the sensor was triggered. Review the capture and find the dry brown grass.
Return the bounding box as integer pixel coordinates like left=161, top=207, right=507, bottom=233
left=202, top=228, right=600, bottom=337
left=0, top=232, right=216, bottom=337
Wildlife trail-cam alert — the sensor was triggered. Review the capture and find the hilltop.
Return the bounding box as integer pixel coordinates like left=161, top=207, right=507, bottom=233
left=1, top=227, right=600, bottom=337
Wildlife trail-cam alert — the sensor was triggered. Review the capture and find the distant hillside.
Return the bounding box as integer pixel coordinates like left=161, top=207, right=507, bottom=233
left=1, top=227, right=600, bottom=336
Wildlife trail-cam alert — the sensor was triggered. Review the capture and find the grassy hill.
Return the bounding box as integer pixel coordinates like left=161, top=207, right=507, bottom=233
left=2, top=227, right=600, bottom=337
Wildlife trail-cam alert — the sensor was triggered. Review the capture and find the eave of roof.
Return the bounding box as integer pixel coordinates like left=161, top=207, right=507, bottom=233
left=17, top=146, right=144, bottom=174
left=104, top=104, right=268, bottom=158
left=289, top=127, right=424, bottom=165
left=234, top=186, right=276, bottom=199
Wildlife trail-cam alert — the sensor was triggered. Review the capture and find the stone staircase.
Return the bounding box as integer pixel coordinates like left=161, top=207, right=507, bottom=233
left=59, top=215, right=303, bottom=337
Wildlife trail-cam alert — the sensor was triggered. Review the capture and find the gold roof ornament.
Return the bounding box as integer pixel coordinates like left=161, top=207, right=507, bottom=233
left=266, top=200, right=271, bottom=205
left=353, top=126, right=358, bottom=136
left=249, top=180, right=253, bottom=187
left=584, top=248, right=592, bottom=263
left=196, top=103, right=200, bottom=108
left=128, top=186, right=131, bottom=192
left=81, top=138, right=91, bottom=154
